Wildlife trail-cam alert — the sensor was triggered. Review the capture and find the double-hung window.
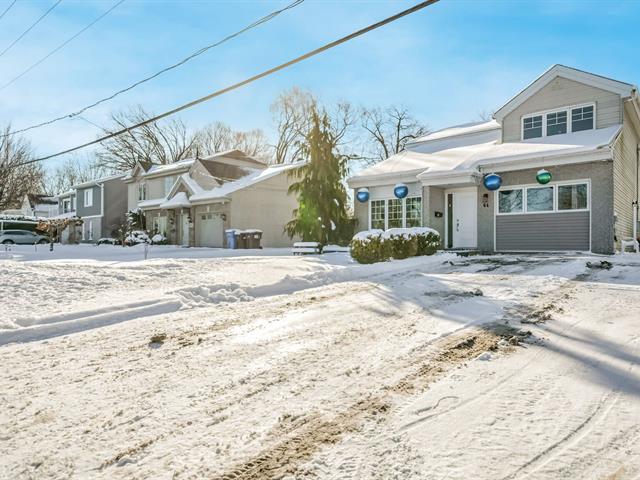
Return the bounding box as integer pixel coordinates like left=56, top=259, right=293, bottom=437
left=546, top=111, right=567, bottom=136
left=138, top=182, right=147, bottom=201
left=522, top=115, right=543, bottom=139
left=83, top=189, right=93, bottom=207
left=558, top=183, right=588, bottom=210
left=571, top=106, right=594, bottom=132
left=370, top=200, right=385, bottom=230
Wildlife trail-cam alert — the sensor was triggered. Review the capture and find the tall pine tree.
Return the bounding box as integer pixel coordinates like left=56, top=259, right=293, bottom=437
left=285, top=108, right=351, bottom=245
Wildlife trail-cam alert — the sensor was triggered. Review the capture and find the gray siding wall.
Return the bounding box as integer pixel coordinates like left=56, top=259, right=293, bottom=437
left=423, top=185, right=444, bottom=247
left=502, top=76, right=622, bottom=143
left=496, top=212, right=589, bottom=251
left=76, top=185, right=101, bottom=217
left=102, top=178, right=128, bottom=237
left=612, top=103, right=640, bottom=248
left=477, top=161, right=614, bottom=254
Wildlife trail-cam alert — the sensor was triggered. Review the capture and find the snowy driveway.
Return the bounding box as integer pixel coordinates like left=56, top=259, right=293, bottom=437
left=1, top=247, right=639, bottom=479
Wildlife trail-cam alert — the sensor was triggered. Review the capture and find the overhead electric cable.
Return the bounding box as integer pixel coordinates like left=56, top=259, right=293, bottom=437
left=0, top=0, right=62, bottom=58
left=2, top=0, right=304, bottom=137
left=16, top=0, right=440, bottom=167
left=0, top=0, right=125, bottom=92
left=0, top=0, right=17, bottom=22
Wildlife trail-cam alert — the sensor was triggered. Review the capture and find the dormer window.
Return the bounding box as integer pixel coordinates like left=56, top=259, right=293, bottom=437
left=571, top=105, right=594, bottom=132
left=522, top=103, right=595, bottom=140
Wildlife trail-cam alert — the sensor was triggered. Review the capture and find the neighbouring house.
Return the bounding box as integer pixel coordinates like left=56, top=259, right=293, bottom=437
left=53, top=174, right=128, bottom=243
left=124, top=149, right=304, bottom=248
left=348, top=65, right=640, bottom=254
left=1, top=194, right=58, bottom=218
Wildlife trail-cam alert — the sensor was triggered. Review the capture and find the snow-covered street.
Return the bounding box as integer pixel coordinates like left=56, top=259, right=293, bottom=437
left=1, top=247, right=639, bottom=479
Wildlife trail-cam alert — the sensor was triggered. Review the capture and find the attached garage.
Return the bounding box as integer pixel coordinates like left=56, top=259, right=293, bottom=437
left=495, top=181, right=591, bottom=252
left=197, top=213, right=225, bottom=247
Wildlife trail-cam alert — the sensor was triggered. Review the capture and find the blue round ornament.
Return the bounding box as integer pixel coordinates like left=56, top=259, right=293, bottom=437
left=394, top=183, right=409, bottom=199
left=356, top=188, right=370, bottom=203
left=536, top=169, right=552, bottom=185
left=483, top=173, right=502, bottom=191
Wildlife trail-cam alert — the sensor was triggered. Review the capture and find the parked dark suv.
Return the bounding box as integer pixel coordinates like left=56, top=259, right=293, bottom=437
left=0, top=230, right=49, bottom=245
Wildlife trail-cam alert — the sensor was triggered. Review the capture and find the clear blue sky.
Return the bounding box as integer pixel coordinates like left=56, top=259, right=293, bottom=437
left=1, top=0, right=639, bottom=171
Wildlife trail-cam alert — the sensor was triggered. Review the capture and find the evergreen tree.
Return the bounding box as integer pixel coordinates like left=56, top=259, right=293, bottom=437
left=285, top=108, right=351, bottom=245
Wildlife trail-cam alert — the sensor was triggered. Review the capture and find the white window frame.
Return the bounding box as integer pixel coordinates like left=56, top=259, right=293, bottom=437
left=138, top=182, right=147, bottom=201
left=62, top=198, right=71, bottom=213
left=368, top=196, right=422, bottom=230
left=495, top=179, right=591, bottom=216
left=164, top=176, right=175, bottom=196
left=88, top=220, right=93, bottom=241
left=521, top=102, right=596, bottom=140
left=83, top=188, right=93, bottom=207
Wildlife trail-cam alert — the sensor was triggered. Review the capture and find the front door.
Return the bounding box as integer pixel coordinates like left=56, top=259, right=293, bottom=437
left=446, top=188, right=477, bottom=249
left=181, top=214, right=190, bottom=246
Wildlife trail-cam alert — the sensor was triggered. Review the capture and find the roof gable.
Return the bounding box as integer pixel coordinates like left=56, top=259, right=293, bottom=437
left=494, top=65, right=635, bottom=121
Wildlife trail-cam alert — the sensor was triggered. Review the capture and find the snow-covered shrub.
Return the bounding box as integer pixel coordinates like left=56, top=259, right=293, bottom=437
left=350, top=229, right=389, bottom=264
left=96, top=237, right=121, bottom=246
left=382, top=228, right=418, bottom=259
left=151, top=234, right=167, bottom=245
left=411, top=227, right=441, bottom=256
left=124, top=230, right=150, bottom=246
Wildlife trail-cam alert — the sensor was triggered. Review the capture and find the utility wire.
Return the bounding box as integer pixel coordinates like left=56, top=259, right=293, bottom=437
left=0, top=0, right=17, bottom=22
left=2, top=0, right=304, bottom=138
left=0, top=0, right=125, bottom=92
left=17, top=0, right=440, bottom=167
left=0, top=0, right=62, bottom=58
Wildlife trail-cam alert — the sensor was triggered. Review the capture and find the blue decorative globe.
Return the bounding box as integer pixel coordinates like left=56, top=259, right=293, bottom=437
left=356, top=188, right=370, bottom=203
left=483, top=173, right=502, bottom=191
left=536, top=169, right=552, bottom=185
left=394, top=183, right=409, bottom=199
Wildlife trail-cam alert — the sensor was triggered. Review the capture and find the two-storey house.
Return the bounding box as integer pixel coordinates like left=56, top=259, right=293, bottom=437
left=348, top=65, right=640, bottom=254
left=55, top=173, right=128, bottom=242
left=124, top=149, right=303, bottom=248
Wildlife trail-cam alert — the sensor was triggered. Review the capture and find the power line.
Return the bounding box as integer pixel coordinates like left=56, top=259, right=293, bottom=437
left=2, top=0, right=305, bottom=138
left=17, top=0, right=440, bottom=167
left=0, top=0, right=125, bottom=92
left=0, top=0, right=17, bottom=22
left=0, top=0, right=62, bottom=58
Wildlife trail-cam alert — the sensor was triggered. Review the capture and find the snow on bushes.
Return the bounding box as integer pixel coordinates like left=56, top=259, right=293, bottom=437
left=350, top=230, right=389, bottom=264
left=151, top=234, right=168, bottom=245
left=350, top=227, right=440, bottom=264
left=124, top=230, right=150, bottom=246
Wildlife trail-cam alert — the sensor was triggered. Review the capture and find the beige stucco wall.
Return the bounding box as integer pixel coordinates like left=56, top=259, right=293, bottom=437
left=502, top=76, right=622, bottom=143
left=612, top=102, right=640, bottom=248
left=126, top=182, right=137, bottom=211
left=227, top=173, right=298, bottom=247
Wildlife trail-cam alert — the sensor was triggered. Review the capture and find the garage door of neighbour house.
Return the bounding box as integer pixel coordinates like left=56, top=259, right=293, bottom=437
left=199, top=213, right=224, bottom=248
left=495, top=182, right=590, bottom=251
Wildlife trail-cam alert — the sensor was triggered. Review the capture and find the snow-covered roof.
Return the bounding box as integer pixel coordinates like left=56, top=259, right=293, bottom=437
left=141, top=158, right=195, bottom=178
left=138, top=198, right=163, bottom=209
left=190, top=161, right=304, bottom=203
left=408, top=120, right=501, bottom=145
left=350, top=125, right=620, bottom=185
left=72, top=173, right=125, bottom=189
left=160, top=192, right=192, bottom=209
left=48, top=211, right=80, bottom=220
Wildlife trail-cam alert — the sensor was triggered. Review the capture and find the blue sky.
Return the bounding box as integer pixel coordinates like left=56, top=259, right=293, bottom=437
left=1, top=0, right=639, bottom=172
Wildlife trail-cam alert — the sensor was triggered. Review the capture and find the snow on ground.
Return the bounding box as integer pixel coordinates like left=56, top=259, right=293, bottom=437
left=0, top=246, right=639, bottom=479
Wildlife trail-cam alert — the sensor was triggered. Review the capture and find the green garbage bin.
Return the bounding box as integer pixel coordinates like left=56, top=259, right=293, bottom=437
left=237, top=231, right=248, bottom=249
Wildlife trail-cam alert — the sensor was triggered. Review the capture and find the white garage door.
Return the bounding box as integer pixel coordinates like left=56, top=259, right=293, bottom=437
left=199, top=213, right=224, bottom=247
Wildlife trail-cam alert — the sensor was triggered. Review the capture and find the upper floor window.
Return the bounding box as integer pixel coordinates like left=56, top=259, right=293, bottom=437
left=522, top=103, right=595, bottom=140
left=546, top=111, right=567, bottom=136
left=522, top=115, right=542, bottom=139
left=138, top=182, right=147, bottom=201
left=571, top=106, right=594, bottom=132
left=83, top=189, right=93, bottom=207
left=62, top=198, right=71, bottom=213
left=164, top=176, right=175, bottom=196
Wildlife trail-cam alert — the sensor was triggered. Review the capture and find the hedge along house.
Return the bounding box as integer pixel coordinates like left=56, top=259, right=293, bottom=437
left=124, top=149, right=304, bottom=248
left=348, top=65, right=640, bottom=254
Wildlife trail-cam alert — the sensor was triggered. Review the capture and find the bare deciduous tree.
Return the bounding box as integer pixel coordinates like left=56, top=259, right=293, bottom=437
left=0, top=124, right=43, bottom=211
left=96, top=106, right=198, bottom=171
left=43, top=155, right=113, bottom=195
left=360, top=106, right=428, bottom=165
left=195, top=121, right=270, bottom=159
left=271, top=87, right=357, bottom=164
